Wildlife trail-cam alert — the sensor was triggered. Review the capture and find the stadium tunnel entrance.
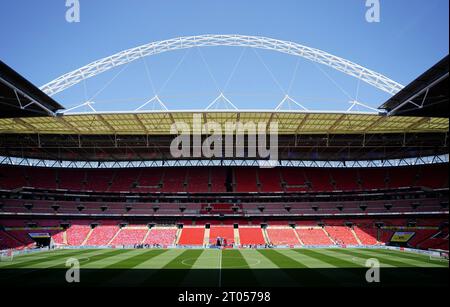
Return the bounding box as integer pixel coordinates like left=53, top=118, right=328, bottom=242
left=29, top=233, right=52, bottom=248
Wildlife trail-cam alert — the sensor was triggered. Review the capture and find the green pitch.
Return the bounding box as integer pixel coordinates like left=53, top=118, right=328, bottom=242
left=0, top=248, right=448, bottom=287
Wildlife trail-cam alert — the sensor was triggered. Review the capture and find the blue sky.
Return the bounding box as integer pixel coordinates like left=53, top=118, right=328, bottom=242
left=0, top=0, right=448, bottom=112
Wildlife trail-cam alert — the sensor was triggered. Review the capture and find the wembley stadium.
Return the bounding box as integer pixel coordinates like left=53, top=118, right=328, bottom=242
left=0, top=1, right=448, bottom=291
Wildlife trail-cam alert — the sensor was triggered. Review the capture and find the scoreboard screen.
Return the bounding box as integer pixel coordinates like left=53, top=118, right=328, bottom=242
left=390, top=232, right=416, bottom=243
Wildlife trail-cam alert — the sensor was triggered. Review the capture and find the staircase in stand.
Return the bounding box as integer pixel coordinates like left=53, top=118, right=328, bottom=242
left=141, top=228, right=152, bottom=244
left=262, top=228, right=270, bottom=245
left=81, top=228, right=94, bottom=246
left=107, top=228, right=122, bottom=246
left=322, top=228, right=336, bottom=245
left=203, top=228, right=210, bottom=246
left=175, top=228, right=183, bottom=245
left=293, top=228, right=304, bottom=246
left=234, top=228, right=241, bottom=246
left=351, top=228, right=363, bottom=245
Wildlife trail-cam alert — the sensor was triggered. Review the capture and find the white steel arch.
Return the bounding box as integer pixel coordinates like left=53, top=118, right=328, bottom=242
left=40, top=34, right=404, bottom=97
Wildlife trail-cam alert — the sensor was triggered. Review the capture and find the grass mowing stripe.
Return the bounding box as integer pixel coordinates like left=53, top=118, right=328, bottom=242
left=331, top=248, right=408, bottom=267
left=81, top=250, right=142, bottom=269
left=240, top=249, right=296, bottom=287
left=78, top=249, right=169, bottom=286
left=13, top=249, right=136, bottom=286
left=222, top=250, right=250, bottom=269
left=334, top=249, right=424, bottom=268
left=256, top=249, right=338, bottom=287
left=353, top=249, right=448, bottom=269
left=256, top=249, right=307, bottom=268
left=221, top=250, right=259, bottom=287
left=140, top=249, right=204, bottom=286
left=374, top=249, right=449, bottom=265
left=0, top=250, right=104, bottom=280
left=180, top=249, right=222, bottom=287
left=329, top=248, right=441, bottom=281
left=296, top=249, right=362, bottom=268
left=240, top=249, right=279, bottom=268
left=164, top=249, right=204, bottom=269
left=331, top=248, right=448, bottom=285
left=2, top=249, right=110, bottom=284
left=278, top=249, right=336, bottom=268
left=293, top=249, right=367, bottom=286
left=0, top=249, right=66, bottom=263
left=367, top=249, right=446, bottom=267
left=134, top=249, right=184, bottom=269
left=1, top=249, right=95, bottom=269
left=0, top=249, right=84, bottom=268
left=104, top=249, right=185, bottom=287
left=104, top=249, right=168, bottom=269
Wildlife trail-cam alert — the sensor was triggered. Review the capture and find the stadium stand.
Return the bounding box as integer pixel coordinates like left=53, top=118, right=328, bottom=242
left=85, top=223, right=120, bottom=246
left=178, top=227, right=205, bottom=246
left=0, top=230, right=23, bottom=250
left=297, top=228, right=334, bottom=246
left=235, top=168, right=258, bottom=192
left=163, top=168, right=187, bottom=193
left=281, top=168, right=308, bottom=192
left=209, top=226, right=235, bottom=245
left=353, top=226, right=378, bottom=245
left=1, top=165, right=449, bottom=193
left=239, top=227, right=266, bottom=246
left=0, top=218, right=448, bottom=250
left=187, top=168, right=210, bottom=192
left=330, top=169, right=360, bottom=191
left=109, top=170, right=136, bottom=192
left=325, top=226, right=359, bottom=245
left=66, top=223, right=92, bottom=246
left=209, top=168, right=228, bottom=192
left=266, top=228, right=301, bottom=246
left=110, top=227, right=148, bottom=246
left=143, top=227, right=178, bottom=247
left=259, top=169, right=283, bottom=192
left=0, top=166, right=28, bottom=190
left=408, top=230, right=441, bottom=249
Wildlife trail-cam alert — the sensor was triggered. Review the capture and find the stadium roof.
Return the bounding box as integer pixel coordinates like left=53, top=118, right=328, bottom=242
left=0, top=60, right=64, bottom=118
left=380, top=55, right=449, bottom=118
left=0, top=111, right=448, bottom=135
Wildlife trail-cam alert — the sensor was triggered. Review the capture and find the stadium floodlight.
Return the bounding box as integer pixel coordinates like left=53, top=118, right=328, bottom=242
left=39, top=35, right=405, bottom=98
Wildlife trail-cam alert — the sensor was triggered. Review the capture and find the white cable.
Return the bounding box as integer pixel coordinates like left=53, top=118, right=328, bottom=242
left=143, top=57, right=157, bottom=95
left=252, top=48, right=286, bottom=95
left=287, top=57, right=302, bottom=95
left=158, top=49, right=191, bottom=94
left=223, top=47, right=247, bottom=92
left=88, top=63, right=130, bottom=102
left=196, top=47, right=221, bottom=93
left=313, top=62, right=354, bottom=101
